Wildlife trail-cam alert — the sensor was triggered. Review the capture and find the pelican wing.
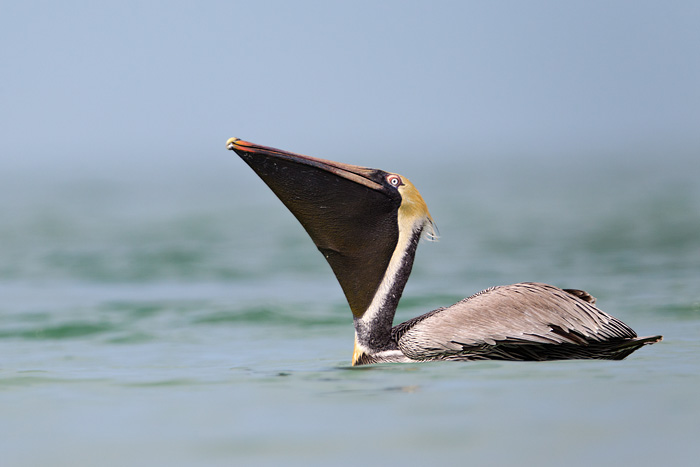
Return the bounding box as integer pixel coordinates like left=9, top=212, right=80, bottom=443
left=394, top=282, right=656, bottom=361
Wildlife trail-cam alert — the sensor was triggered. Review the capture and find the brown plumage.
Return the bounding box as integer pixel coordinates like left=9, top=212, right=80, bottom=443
left=392, top=283, right=661, bottom=362
left=227, top=138, right=662, bottom=365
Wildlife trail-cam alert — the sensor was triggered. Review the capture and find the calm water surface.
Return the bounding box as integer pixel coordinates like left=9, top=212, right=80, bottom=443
left=1, top=153, right=699, bottom=466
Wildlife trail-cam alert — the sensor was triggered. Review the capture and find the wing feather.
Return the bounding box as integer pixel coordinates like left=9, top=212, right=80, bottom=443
left=395, top=282, right=639, bottom=360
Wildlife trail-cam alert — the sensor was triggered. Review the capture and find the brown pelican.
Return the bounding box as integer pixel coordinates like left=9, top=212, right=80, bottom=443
left=226, top=137, right=662, bottom=365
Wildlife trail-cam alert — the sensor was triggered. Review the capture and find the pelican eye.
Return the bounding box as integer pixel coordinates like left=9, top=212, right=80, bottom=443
left=386, top=174, right=403, bottom=187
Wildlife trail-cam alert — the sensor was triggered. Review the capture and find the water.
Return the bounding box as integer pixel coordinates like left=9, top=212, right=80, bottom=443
left=1, top=151, right=699, bottom=466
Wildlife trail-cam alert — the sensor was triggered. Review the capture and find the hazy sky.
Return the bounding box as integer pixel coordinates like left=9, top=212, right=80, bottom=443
left=3, top=1, right=699, bottom=175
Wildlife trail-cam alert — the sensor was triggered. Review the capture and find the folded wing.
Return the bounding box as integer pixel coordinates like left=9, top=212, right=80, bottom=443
left=394, top=282, right=661, bottom=361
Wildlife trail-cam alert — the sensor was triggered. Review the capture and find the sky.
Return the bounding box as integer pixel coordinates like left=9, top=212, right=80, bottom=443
left=2, top=0, right=699, bottom=179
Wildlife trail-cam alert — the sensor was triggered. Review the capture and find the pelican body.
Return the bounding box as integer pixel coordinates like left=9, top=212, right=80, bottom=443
left=227, top=138, right=662, bottom=365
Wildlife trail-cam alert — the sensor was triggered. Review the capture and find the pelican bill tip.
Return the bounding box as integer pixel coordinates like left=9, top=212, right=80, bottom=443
left=226, top=137, right=241, bottom=150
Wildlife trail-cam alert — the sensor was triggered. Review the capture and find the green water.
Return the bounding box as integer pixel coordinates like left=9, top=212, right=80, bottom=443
left=1, top=152, right=699, bottom=466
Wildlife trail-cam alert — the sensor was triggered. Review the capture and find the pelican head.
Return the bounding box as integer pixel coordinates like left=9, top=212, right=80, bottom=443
left=227, top=138, right=435, bottom=324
